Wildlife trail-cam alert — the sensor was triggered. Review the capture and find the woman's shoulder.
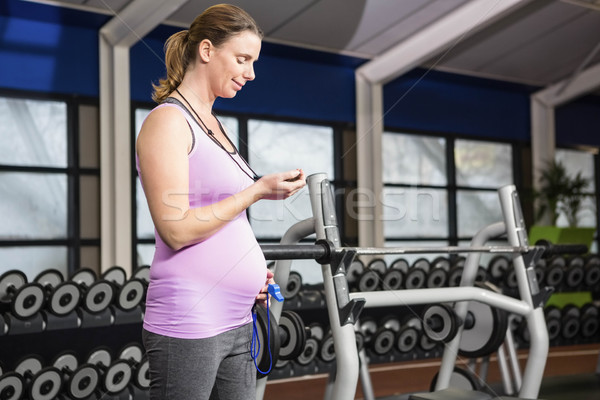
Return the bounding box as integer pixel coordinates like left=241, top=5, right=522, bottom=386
left=137, top=103, right=192, bottom=151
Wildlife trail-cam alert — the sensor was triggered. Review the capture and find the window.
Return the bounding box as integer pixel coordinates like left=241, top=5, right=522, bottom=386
left=248, top=119, right=334, bottom=239
left=555, top=148, right=597, bottom=229
left=381, top=132, right=449, bottom=265
left=455, top=139, right=513, bottom=238
left=381, top=133, right=519, bottom=266
left=0, top=95, right=70, bottom=280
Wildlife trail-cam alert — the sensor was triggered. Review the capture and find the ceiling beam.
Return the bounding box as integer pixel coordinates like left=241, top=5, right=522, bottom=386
left=534, top=61, right=600, bottom=107
left=100, top=0, right=188, bottom=47
left=357, top=0, right=534, bottom=85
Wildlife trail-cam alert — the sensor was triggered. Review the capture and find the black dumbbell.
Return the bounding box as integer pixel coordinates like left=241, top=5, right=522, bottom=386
left=544, top=306, right=562, bottom=342
left=368, top=317, right=396, bottom=356
left=318, top=329, right=336, bottom=363
left=384, top=258, right=410, bottom=290
left=579, top=303, right=599, bottom=339
left=34, top=269, right=81, bottom=318
left=0, top=367, right=24, bottom=400
left=131, top=265, right=150, bottom=286
left=14, top=355, right=62, bottom=400
left=583, top=256, right=600, bottom=290
left=447, top=262, right=465, bottom=288
left=381, top=268, right=404, bottom=290
left=281, top=270, right=302, bottom=300
left=0, top=270, right=45, bottom=320
left=488, top=255, right=511, bottom=284
left=295, top=323, right=321, bottom=366
left=564, top=257, right=585, bottom=290
left=346, top=259, right=365, bottom=288
left=101, top=266, right=146, bottom=312
left=545, top=257, right=566, bottom=290
left=117, top=344, right=150, bottom=393
left=426, top=257, right=450, bottom=288
left=395, top=320, right=420, bottom=355
left=356, top=259, right=387, bottom=292
left=560, top=304, right=581, bottom=340
left=87, top=347, right=132, bottom=396
left=70, top=268, right=115, bottom=316
left=52, top=351, right=100, bottom=400
left=404, top=259, right=428, bottom=289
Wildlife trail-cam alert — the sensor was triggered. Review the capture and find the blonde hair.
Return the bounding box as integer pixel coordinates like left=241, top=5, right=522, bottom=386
left=152, top=4, right=263, bottom=103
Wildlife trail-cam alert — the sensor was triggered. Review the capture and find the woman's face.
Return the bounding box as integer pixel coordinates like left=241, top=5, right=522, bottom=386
left=208, top=30, right=261, bottom=99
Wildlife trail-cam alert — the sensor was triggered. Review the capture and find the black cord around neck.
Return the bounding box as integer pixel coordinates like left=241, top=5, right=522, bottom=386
left=174, top=89, right=259, bottom=181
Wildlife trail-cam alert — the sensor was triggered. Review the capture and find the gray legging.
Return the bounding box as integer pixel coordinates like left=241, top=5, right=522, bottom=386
left=142, top=323, right=256, bottom=400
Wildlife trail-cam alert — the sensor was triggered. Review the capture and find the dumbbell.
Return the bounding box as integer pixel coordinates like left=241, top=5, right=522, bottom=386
left=385, top=258, right=412, bottom=290
left=346, top=259, right=365, bottom=289
left=404, top=259, right=428, bottom=289
left=368, top=317, right=396, bottom=356
left=296, top=323, right=321, bottom=367
left=579, top=303, right=599, bottom=339
left=544, top=257, right=566, bottom=290
left=447, top=264, right=464, bottom=287
left=560, top=304, right=581, bottom=340
left=318, top=329, right=336, bottom=364
left=583, top=256, right=600, bottom=290
left=131, top=265, right=150, bottom=285
left=34, top=269, right=81, bottom=317
left=488, top=255, right=511, bottom=284
left=377, top=315, right=415, bottom=356
left=87, top=347, right=133, bottom=396
left=0, top=368, right=24, bottom=400
left=503, top=266, right=519, bottom=289
left=101, top=266, right=146, bottom=312
left=356, top=259, right=387, bottom=292
left=544, top=306, right=562, bottom=342
left=426, top=257, right=450, bottom=288
left=281, top=270, right=302, bottom=300
left=14, top=355, right=63, bottom=400
left=395, top=318, right=421, bottom=355
left=117, top=344, right=150, bottom=393
left=563, top=257, right=585, bottom=290
left=0, top=270, right=46, bottom=320
left=70, top=268, right=115, bottom=316
left=52, top=351, right=100, bottom=399
left=399, top=315, right=437, bottom=354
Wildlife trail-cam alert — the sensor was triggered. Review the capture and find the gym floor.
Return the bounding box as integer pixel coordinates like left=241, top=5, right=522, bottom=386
left=379, top=373, right=600, bottom=400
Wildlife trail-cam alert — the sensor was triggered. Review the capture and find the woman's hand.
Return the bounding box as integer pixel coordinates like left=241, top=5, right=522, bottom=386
left=254, top=169, right=306, bottom=200
left=255, top=269, right=276, bottom=308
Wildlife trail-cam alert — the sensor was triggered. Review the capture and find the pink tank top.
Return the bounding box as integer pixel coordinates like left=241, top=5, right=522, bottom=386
left=137, top=100, right=266, bottom=339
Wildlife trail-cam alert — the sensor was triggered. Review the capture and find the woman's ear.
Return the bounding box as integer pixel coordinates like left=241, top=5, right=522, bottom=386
left=198, top=39, right=212, bottom=63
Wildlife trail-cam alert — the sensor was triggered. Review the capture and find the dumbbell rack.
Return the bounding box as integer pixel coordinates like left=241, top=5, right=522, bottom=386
left=0, top=266, right=149, bottom=399
left=258, top=173, right=552, bottom=400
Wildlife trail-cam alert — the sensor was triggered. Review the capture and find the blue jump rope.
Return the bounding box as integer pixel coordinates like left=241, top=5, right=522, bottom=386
left=251, top=283, right=284, bottom=375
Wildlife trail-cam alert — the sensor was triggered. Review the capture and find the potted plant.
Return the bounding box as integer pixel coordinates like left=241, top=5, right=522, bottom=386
left=529, top=160, right=596, bottom=248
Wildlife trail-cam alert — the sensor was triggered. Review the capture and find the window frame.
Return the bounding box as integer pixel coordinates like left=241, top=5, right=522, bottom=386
left=0, top=89, right=99, bottom=276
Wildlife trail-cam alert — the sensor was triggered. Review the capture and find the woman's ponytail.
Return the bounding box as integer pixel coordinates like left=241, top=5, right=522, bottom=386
left=151, top=30, right=190, bottom=104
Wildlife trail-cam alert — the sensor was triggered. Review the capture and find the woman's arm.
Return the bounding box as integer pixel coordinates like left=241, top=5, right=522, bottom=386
left=137, top=107, right=306, bottom=251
